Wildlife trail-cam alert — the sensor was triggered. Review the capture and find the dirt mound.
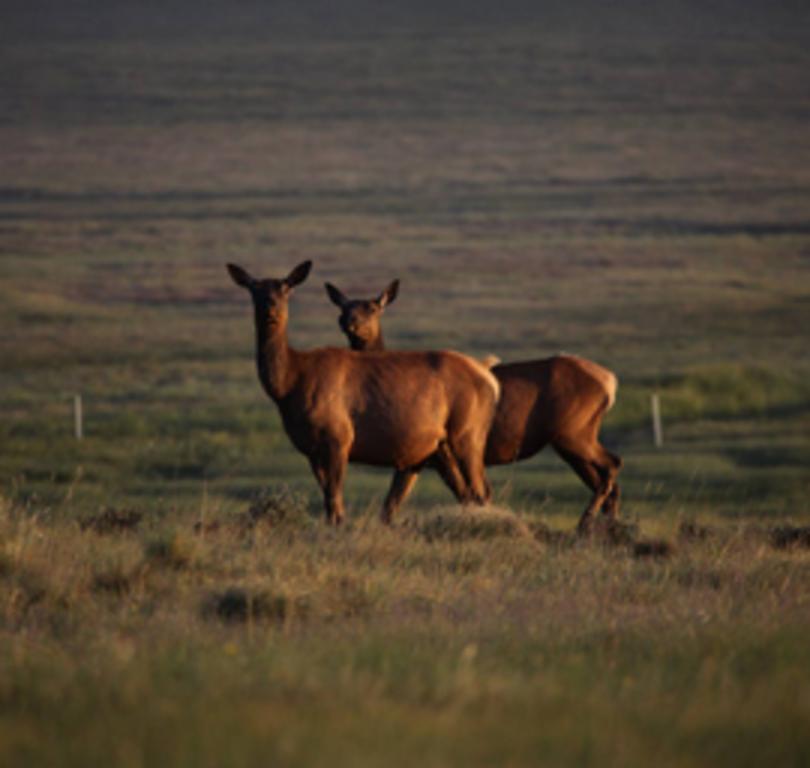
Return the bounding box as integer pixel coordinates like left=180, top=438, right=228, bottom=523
left=205, top=588, right=309, bottom=624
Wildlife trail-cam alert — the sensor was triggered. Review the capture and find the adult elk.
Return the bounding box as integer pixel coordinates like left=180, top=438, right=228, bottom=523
left=326, top=279, right=622, bottom=534
left=227, top=261, right=499, bottom=525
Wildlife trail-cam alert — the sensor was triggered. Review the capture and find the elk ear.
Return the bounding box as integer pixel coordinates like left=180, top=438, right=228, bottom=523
left=227, top=263, right=255, bottom=289
left=284, top=260, right=312, bottom=289
left=325, top=282, right=348, bottom=308
left=377, top=279, right=400, bottom=309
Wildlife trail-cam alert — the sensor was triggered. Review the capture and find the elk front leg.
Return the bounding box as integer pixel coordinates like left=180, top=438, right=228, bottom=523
left=309, top=441, right=348, bottom=525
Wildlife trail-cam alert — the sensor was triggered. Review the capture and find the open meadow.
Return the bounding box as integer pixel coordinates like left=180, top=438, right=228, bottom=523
left=1, top=4, right=809, bottom=765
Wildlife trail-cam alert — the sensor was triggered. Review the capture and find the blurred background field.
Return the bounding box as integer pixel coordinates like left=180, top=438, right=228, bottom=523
left=1, top=2, right=809, bottom=764
left=2, top=17, right=808, bottom=520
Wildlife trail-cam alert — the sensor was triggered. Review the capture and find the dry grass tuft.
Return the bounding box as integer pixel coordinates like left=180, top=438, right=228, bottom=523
left=192, top=488, right=317, bottom=540
left=192, top=519, right=226, bottom=536
left=769, top=525, right=810, bottom=551
left=678, top=520, right=718, bottom=542
left=581, top=515, right=639, bottom=547
left=90, top=552, right=146, bottom=596
left=415, top=506, right=535, bottom=543
left=80, top=507, right=143, bottom=534
left=244, top=487, right=316, bottom=532
left=527, top=520, right=577, bottom=548
left=632, top=538, right=675, bottom=559
left=325, top=575, right=377, bottom=619
left=6, top=567, right=49, bottom=623
left=144, top=530, right=198, bottom=570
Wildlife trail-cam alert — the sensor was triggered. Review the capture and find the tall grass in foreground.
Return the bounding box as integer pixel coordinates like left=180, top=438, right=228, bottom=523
left=1, top=493, right=809, bottom=767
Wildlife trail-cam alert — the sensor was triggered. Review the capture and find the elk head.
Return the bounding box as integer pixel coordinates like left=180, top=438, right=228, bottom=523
left=228, top=261, right=312, bottom=331
left=324, top=279, right=399, bottom=351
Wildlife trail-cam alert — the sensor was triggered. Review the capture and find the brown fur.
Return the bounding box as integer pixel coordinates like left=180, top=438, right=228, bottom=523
left=329, top=280, right=623, bottom=534
left=228, top=262, right=498, bottom=525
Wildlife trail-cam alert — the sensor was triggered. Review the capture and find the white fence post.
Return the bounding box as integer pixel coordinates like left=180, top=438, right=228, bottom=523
left=74, top=394, right=83, bottom=441
left=651, top=392, right=663, bottom=448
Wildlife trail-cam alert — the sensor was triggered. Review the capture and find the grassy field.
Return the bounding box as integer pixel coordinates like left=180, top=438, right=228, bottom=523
left=1, top=8, right=810, bottom=765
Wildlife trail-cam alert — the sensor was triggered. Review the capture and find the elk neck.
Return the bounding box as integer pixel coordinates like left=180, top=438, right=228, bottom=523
left=254, top=308, right=298, bottom=401
left=351, top=330, right=385, bottom=351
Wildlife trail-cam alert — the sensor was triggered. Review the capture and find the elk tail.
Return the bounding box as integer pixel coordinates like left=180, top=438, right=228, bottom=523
left=603, top=370, right=618, bottom=411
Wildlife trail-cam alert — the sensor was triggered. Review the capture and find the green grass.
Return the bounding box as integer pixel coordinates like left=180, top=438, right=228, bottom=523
left=1, top=13, right=809, bottom=766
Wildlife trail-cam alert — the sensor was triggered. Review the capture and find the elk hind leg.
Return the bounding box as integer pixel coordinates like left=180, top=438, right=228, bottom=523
left=382, top=469, right=419, bottom=524
left=430, top=441, right=474, bottom=504
left=450, top=433, right=491, bottom=505
left=553, top=442, right=616, bottom=535
left=600, top=450, right=623, bottom=520
left=589, top=444, right=622, bottom=521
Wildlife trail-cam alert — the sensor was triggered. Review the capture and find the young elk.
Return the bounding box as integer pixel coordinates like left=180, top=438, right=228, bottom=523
left=227, top=261, right=499, bottom=525
left=326, top=279, right=622, bottom=535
